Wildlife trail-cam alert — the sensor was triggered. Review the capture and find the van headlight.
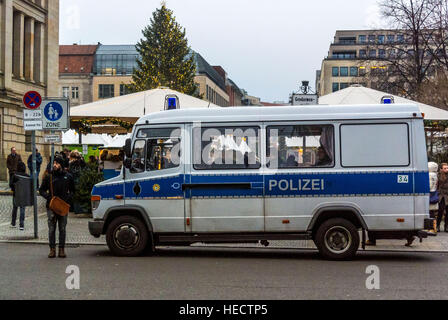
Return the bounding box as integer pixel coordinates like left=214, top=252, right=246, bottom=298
left=91, top=195, right=101, bottom=211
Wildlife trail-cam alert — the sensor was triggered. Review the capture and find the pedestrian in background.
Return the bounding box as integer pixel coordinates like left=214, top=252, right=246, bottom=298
left=9, top=161, right=29, bottom=231
left=6, top=147, right=22, bottom=184
left=62, top=148, right=70, bottom=170
left=438, top=163, right=448, bottom=232
left=429, top=162, right=439, bottom=233
left=27, top=148, right=43, bottom=188
left=68, top=150, right=86, bottom=213
left=39, top=157, right=75, bottom=259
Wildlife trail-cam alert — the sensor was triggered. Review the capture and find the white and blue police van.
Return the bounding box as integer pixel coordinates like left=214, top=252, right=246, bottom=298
left=88, top=104, right=435, bottom=260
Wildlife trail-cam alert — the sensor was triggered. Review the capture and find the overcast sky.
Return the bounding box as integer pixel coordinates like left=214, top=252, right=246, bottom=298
left=60, top=0, right=382, bottom=103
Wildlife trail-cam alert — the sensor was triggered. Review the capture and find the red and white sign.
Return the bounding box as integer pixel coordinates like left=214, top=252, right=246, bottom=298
left=23, top=91, right=42, bottom=110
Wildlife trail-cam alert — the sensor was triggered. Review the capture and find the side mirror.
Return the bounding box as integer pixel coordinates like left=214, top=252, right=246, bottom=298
left=124, top=138, right=132, bottom=158
left=124, top=158, right=132, bottom=169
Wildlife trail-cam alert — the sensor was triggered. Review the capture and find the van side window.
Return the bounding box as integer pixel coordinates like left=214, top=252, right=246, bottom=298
left=131, top=140, right=146, bottom=173
left=340, top=123, right=409, bottom=167
left=146, top=137, right=181, bottom=171
left=193, top=126, right=261, bottom=170
left=267, top=125, right=334, bottom=169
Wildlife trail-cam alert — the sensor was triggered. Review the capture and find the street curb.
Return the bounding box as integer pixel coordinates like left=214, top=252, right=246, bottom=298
left=1, top=241, right=448, bottom=254
left=0, top=240, right=106, bottom=246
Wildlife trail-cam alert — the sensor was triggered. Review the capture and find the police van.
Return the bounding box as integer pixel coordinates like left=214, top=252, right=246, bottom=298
left=88, top=105, right=435, bottom=260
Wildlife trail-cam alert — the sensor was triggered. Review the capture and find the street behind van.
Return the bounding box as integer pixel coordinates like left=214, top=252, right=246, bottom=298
left=89, top=105, right=435, bottom=260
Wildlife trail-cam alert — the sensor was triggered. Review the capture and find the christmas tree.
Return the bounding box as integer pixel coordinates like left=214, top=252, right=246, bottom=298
left=127, top=3, right=199, bottom=97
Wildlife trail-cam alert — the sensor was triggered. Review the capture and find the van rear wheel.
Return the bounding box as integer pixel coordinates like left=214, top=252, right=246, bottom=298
left=315, top=218, right=359, bottom=261
left=106, top=215, right=149, bottom=257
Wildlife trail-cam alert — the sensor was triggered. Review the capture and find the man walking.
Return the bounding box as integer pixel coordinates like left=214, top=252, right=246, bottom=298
left=39, top=157, right=75, bottom=258
left=7, top=147, right=22, bottom=184
left=27, top=148, right=43, bottom=187
left=438, top=163, right=448, bottom=232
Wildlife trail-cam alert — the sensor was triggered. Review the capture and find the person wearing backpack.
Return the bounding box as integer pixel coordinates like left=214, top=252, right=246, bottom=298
left=9, top=161, right=29, bottom=231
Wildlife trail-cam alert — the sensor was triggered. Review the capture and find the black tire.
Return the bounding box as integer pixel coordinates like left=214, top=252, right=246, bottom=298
left=106, top=215, right=149, bottom=257
left=314, top=218, right=359, bottom=261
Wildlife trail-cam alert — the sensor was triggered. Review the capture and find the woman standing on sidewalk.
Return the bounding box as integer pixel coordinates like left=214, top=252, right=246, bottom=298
left=39, top=157, right=75, bottom=259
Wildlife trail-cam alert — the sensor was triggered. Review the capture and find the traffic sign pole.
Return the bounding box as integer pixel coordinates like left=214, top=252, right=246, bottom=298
left=32, top=132, right=38, bottom=239
left=23, top=91, right=42, bottom=240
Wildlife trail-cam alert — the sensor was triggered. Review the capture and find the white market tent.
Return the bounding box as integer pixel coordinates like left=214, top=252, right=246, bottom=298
left=319, top=85, right=448, bottom=120
left=62, top=129, right=131, bottom=148
left=70, top=87, right=219, bottom=120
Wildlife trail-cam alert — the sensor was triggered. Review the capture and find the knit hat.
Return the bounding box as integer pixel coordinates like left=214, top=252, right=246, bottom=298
left=54, top=156, right=65, bottom=167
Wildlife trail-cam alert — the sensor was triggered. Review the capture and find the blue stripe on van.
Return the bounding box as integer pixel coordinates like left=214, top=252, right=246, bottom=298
left=265, top=171, right=429, bottom=197
left=92, top=171, right=430, bottom=200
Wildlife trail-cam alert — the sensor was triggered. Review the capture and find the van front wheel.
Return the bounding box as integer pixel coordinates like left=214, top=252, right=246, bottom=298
left=106, top=215, right=149, bottom=257
left=315, top=218, right=359, bottom=261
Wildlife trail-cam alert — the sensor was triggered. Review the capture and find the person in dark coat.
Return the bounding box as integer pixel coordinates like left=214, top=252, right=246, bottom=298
left=7, top=147, right=23, bottom=184
left=39, top=157, right=75, bottom=259
left=10, top=161, right=29, bottom=231
left=438, top=163, right=448, bottom=232
left=27, top=148, right=43, bottom=188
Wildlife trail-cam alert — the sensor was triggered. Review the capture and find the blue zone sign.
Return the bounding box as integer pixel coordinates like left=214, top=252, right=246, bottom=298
left=41, top=99, right=69, bottom=130
left=44, top=102, right=63, bottom=121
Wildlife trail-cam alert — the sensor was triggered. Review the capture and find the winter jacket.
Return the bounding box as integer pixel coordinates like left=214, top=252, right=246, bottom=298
left=27, top=153, right=43, bottom=174
left=438, top=172, right=448, bottom=203
left=7, top=154, right=22, bottom=174
left=39, top=169, right=75, bottom=209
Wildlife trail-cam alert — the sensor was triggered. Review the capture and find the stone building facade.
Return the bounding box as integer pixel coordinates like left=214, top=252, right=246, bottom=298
left=59, top=44, right=97, bottom=106
left=0, top=0, right=59, bottom=180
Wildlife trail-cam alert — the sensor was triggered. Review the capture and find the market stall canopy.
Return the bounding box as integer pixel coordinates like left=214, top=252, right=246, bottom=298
left=62, top=129, right=131, bottom=147
left=319, top=85, right=448, bottom=120
left=70, top=88, right=220, bottom=120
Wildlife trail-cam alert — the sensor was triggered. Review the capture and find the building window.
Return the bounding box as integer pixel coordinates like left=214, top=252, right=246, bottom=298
left=120, top=84, right=129, bottom=96
left=377, top=35, right=385, bottom=44
left=333, top=52, right=356, bottom=59
left=340, top=67, right=348, bottom=77
left=332, top=67, right=339, bottom=77
left=359, top=50, right=367, bottom=58
left=368, top=35, right=376, bottom=43
left=358, top=35, right=366, bottom=44
left=340, top=83, right=349, bottom=90
left=359, top=67, right=366, bottom=76
left=72, top=87, right=79, bottom=100
left=388, top=49, right=396, bottom=59
left=62, top=87, right=69, bottom=98
left=397, top=34, right=404, bottom=43
left=387, top=35, right=395, bottom=43
left=99, top=84, right=115, bottom=99
left=379, top=49, right=386, bottom=59
left=369, top=50, right=377, bottom=58
left=350, top=67, right=358, bottom=77
left=332, top=83, right=339, bottom=92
